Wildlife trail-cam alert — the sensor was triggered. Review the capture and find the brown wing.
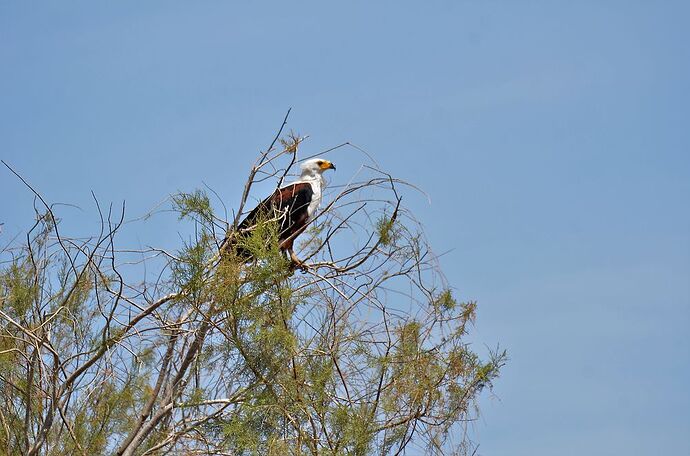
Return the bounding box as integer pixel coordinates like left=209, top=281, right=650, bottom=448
left=273, top=182, right=314, bottom=250
left=224, top=182, right=314, bottom=258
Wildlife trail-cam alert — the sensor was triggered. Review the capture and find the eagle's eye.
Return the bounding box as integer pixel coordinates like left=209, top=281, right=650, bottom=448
left=317, top=161, right=323, bottom=166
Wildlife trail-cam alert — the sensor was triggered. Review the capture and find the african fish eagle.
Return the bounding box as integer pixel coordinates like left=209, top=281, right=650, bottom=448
left=225, top=158, right=336, bottom=266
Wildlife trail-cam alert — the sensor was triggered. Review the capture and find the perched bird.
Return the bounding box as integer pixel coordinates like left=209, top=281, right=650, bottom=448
left=224, top=158, right=336, bottom=266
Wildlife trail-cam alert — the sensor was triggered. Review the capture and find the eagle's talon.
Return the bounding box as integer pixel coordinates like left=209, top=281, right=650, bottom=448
left=287, top=259, right=308, bottom=274
left=290, top=259, right=309, bottom=272
left=288, top=249, right=303, bottom=266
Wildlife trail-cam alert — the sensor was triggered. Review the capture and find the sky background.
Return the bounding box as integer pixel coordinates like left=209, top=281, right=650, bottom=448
left=1, top=2, right=689, bottom=455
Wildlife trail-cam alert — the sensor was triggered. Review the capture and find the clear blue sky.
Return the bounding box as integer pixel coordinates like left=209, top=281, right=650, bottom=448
left=1, top=2, right=688, bottom=454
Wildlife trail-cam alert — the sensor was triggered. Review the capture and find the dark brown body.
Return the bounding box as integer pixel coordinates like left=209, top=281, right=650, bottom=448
left=224, top=182, right=314, bottom=260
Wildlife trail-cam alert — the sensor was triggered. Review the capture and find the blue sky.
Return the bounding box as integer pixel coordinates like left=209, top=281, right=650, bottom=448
left=1, top=2, right=689, bottom=454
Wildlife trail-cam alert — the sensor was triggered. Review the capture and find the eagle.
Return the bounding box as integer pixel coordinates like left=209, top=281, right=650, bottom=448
left=224, top=158, right=336, bottom=267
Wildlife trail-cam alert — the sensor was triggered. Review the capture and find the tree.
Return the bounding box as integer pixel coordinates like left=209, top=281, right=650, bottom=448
left=0, top=122, right=504, bottom=455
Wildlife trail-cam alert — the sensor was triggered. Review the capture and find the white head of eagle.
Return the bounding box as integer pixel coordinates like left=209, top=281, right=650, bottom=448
left=226, top=158, right=336, bottom=266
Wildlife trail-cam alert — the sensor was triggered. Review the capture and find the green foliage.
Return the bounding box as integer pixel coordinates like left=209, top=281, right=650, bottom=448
left=172, top=231, right=214, bottom=297
left=0, top=178, right=504, bottom=456
left=1, top=259, right=38, bottom=316
left=434, top=289, right=457, bottom=311
left=331, top=403, right=374, bottom=456
left=376, top=214, right=399, bottom=247
left=173, top=189, right=213, bottom=222
left=234, top=211, right=291, bottom=267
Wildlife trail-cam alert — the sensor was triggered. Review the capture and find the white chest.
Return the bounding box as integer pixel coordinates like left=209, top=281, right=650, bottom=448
left=306, top=178, right=323, bottom=218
